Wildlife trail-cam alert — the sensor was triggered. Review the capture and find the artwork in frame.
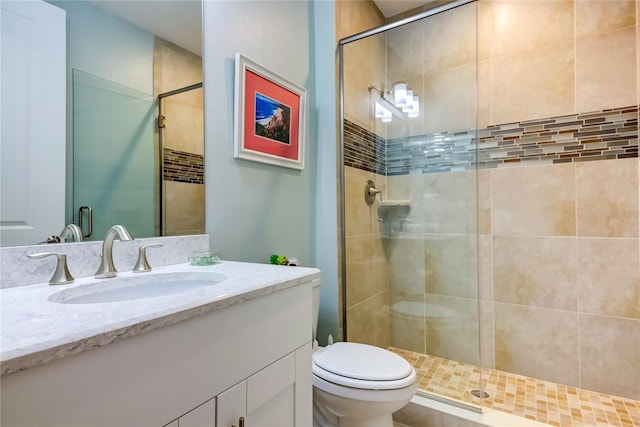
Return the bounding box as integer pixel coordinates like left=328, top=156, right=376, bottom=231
left=234, top=53, right=307, bottom=170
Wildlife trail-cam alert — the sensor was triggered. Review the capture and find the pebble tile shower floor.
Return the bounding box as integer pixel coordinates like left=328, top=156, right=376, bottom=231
left=389, top=347, right=640, bottom=427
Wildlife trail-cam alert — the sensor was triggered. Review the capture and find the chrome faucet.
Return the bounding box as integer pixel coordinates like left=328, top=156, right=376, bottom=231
left=59, top=224, right=83, bottom=242
left=94, top=225, right=134, bottom=279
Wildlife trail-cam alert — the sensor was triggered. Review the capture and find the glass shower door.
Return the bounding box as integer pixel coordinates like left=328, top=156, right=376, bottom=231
left=341, top=0, right=482, bottom=407
left=72, top=69, right=155, bottom=240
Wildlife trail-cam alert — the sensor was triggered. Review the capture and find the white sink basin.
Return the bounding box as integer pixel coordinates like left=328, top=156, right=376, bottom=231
left=48, top=272, right=227, bottom=304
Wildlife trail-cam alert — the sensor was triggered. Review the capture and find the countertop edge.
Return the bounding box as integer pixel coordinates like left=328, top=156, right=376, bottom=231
left=1, top=269, right=320, bottom=376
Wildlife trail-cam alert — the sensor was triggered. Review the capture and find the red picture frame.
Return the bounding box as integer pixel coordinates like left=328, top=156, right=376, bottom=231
left=234, top=53, right=306, bottom=170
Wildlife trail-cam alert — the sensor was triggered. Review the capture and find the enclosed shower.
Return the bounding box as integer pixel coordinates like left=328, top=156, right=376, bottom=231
left=339, top=0, right=639, bottom=424
left=157, top=82, right=205, bottom=237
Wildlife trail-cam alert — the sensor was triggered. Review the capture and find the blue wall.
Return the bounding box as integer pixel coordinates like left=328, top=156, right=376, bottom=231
left=50, top=0, right=155, bottom=238
left=52, top=0, right=154, bottom=91
left=311, top=0, right=340, bottom=344
left=203, top=0, right=339, bottom=342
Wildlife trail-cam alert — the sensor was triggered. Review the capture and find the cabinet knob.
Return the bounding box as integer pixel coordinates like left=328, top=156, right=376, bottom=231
left=233, top=416, right=245, bottom=427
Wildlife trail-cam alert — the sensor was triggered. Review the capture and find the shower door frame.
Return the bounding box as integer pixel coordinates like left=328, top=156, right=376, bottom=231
left=338, top=0, right=481, bottom=412
left=337, top=0, right=476, bottom=342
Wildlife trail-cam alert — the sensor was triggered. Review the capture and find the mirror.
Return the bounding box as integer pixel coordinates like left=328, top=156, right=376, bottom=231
left=0, top=0, right=204, bottom=247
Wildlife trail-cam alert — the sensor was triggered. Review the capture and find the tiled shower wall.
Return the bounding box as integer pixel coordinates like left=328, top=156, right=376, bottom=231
left=344, top=166, right=390, bottom=348
left=154, top=38, right=204, bottom=237
left=483, top=159, right=639, bottom=400
left=342, top=0, right=640, bottom=401
left=346, top=107, right=639, bottom=400
left=385, top=137, right=639, bottom=401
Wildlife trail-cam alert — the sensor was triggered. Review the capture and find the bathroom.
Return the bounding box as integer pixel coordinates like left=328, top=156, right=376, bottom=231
left=0, top=0, right=638, bottom=426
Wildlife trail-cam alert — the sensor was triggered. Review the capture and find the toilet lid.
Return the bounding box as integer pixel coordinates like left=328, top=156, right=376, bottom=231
left=313, top=342, right=413, bottom=382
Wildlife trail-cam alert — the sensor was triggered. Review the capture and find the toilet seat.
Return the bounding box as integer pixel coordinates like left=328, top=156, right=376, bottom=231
left=312, top=342, right=416, bottom=390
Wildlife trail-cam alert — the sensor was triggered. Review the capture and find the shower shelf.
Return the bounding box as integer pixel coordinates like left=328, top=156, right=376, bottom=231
left=379, top=200, right=411, bottom=207
left=378, top=200, right=411, bottom=237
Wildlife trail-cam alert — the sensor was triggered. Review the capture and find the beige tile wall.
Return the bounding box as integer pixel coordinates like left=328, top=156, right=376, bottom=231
left=342, top=39, right=387, bottom=132
left=488, top=0, right=637, bottom=125
left=154, top=38, right=204, bottom=155
left=382, top=0, right=639, bottom=136
left=335, top=0, right=383, bottom=40
left=487, top=159, right=639, bottom=399
left=344, top=166, right=391, bottom=347
left=386, top=1, right=478, bottom=138
left=576, top=159, right=639, bottom=237
left=338, top=0, right=385, bottom=133
left=163, top=181, right=205, bottom=236
left=386, top=171, right=481, bottom=366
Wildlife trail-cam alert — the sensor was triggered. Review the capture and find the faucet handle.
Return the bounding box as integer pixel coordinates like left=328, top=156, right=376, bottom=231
left=132, top=243, right=163, bottom=273
left=27, top=252, right=75, bottom=285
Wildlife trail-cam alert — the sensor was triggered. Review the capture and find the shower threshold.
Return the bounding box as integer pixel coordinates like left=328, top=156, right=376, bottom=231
left=389, top=347, right=640, bottom=427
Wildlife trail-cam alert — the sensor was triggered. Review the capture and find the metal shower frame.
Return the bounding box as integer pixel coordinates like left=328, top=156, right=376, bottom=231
left=337, top=0, right=475, bottom=341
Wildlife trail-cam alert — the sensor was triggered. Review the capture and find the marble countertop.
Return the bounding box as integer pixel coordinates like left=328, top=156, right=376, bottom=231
left=0, top=261, right=320, bottom=376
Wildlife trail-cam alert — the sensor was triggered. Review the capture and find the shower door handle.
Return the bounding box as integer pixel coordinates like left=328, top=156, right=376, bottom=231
left=78, top=206, right=93, bottom=238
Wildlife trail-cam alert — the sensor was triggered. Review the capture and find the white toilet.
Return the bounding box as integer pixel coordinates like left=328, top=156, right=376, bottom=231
left=311, top=283, right=417, bottom=427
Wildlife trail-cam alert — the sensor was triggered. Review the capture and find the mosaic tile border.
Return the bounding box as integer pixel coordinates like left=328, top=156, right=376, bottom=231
left=476, top=105, right=638, bottom=168
left=344, top=119, right=386, bottom=175
left=386, top=130, right=475, bottom=175
left=390, top=347, right=640, bottom=427
left=344, top=106, right=638, bottom=176
left=163, top=148, right=204, bottom=184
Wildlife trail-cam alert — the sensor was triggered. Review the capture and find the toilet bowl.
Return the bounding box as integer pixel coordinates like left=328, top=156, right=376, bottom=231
left=312, top=342, right=416, bottom=427
left=311, top=282, right=417, bottom=427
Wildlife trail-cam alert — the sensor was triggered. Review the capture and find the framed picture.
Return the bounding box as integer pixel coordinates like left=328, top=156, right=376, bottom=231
left=234, top=53, right=307, bottom=170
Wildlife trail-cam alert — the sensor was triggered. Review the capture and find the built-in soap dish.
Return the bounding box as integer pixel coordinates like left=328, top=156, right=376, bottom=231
left=379, top=199, right=411, bottom=208
left=378, top=200, right=411, bottom=237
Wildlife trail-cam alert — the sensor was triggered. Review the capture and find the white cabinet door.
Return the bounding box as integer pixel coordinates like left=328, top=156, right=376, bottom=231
left=170, top=348, right=303, bottom=427
left=0, top=0, right=66, bottom=246
left=179, top=398, right=215, bottom=427
left=217, top=381, right=246, bottom=427
left=217, top=351, right=303, bottom=427
left=246, top=352, right=296, bottom=426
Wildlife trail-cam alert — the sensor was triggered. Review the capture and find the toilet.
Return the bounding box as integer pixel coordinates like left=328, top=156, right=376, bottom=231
left=311, top=282, right=417, bottom=427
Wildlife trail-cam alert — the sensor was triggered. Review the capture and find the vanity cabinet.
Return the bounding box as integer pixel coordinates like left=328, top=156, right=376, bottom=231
left=166, top=344, right=311, bottom=427
left=217, top=346, right=311, bottom=427
left=1, top=280, right=315, bottom=426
